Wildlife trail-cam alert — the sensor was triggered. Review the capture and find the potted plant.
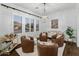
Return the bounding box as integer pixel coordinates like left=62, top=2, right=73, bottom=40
left=66, top=26, right=75, bottom=41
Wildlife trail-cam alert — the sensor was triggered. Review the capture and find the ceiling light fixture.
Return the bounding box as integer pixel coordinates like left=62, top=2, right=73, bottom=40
left=42, top=3, right=48, bottom=20
left=35, top=3, right=48, bottom=20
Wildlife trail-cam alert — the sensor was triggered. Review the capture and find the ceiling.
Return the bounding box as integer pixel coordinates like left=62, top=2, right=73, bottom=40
left=14, top=3, right=76, bottom=16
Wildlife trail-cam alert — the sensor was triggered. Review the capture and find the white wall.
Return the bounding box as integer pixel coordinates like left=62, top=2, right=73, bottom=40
left=76, top=4, right=79, bottom=47
left=0, top=6, right=1, bottom=35
left=0, top=5, right=12, bottom=35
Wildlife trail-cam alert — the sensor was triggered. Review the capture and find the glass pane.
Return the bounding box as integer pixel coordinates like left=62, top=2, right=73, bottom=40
left=14, top=15, right=22, bottom=33
left=36, top=20, right=39, bottom=31
left=25, top=18, right=30, bottom=32
left=31, top=19, right=34, bottom=32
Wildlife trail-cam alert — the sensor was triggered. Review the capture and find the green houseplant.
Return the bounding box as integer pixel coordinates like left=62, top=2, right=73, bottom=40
left=66, top=26, right=75, bottom=39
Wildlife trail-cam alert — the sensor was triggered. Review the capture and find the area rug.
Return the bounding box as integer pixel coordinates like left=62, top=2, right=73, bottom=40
left=16, top=43, right=66, bottom=56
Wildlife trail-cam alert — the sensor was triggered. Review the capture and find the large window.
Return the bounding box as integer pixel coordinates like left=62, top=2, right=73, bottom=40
left=36, top=20, right=39, bottom=31
left=14, top=15, right=22, bottom=33
left=13, top=15, right=39, bottom=33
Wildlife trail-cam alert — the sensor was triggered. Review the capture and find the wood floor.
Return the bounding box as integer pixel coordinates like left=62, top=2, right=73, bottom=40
left=63, top=42, right=79, bottom=56
left=1, top=42, right=79, bottom=56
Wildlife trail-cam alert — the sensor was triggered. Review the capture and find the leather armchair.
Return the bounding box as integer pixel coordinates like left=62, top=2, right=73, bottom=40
left=39, top=32, right=48, bottom=42
left=56, top=34, right=64, bottom=47
left=21, top=36, right=34, bottom=53
left=37, top=42, right=58, bottom=56
left=52, top=34, right=64, bottom=47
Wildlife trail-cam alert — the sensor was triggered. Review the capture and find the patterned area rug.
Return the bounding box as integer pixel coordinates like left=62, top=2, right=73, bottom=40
left=16, top=43, right=66, bottom=56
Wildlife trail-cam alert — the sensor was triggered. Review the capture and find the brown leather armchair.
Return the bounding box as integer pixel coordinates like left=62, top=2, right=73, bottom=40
left=56, top=34, right=64, bottom=47
left=39, top=32, right=48, bottom=42
left=52, top=34, right=64, bottom=47
left=37, top=42, right=58, bottom=56
left=21, top=36, right=34, bottom=53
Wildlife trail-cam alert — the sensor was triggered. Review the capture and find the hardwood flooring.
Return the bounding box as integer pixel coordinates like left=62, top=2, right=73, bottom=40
left=63, top=42, right=79, bottom=56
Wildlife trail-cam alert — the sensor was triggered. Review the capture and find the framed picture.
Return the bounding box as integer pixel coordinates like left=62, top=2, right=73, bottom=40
left=51, top=19, right=58, bottom=29
left=14, top=15, right=22, bottom=33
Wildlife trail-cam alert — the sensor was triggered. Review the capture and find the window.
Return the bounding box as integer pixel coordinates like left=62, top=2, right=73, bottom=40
left=13, top=15, right=39, bottom=33
left=14, top=15, right=22, bottom=33
left=25, top=18, right=34, bottom=32
left=25, top=18, right=30, bottom=32
left=36, top=20, right=39, bottom=31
